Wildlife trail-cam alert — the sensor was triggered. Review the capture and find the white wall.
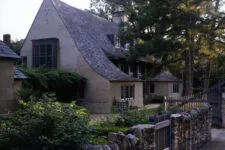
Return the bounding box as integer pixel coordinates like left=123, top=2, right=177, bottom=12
left=154, top=82, right=169, bottom=96
left=168, top=82, right=183, bottom=98
left=110, top=82, right=143, bottom=107
left=153, top=82, right=183, bottom=98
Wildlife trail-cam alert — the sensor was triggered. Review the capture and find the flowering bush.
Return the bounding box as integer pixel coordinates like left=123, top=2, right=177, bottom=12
left=0, top=99, right=91, bottom=150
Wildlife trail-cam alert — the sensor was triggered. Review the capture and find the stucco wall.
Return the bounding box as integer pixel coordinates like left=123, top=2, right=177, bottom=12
left=154, top=82, right=169, bottom=96
left=153, top=82, right=183, bottom=98
left=13, top=80, right=22, bottom=94
left=110, top=82, right=143, bottom=107
left=20, top=0, right=112, bottom=113
left=0, top=59, right=17, bottom=114
left=168, top=82, right=183, bottom=98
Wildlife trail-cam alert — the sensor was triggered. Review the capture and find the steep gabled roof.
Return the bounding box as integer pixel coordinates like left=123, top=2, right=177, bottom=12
left=151, top=71, right=182, bottom=82
left=52, top=0, right=140, bottom=82
left=14, top=67, right=27, bottom=80
left=0, top=41, right=20, bottom=59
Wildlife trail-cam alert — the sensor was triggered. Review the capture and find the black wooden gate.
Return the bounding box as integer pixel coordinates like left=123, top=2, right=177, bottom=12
left=149, top=114, right=171, bottom=150
left=206, top=81, right=224, bottom=126
left=165, top=80, right=225, bottom=127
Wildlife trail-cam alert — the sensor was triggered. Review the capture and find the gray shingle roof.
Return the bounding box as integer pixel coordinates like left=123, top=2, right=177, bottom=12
left=151, top=71, right=182, bottom=82
left=14, top=67, right=27, bottom=80
left=0, top=41, right=20, bottom=59
left=52, top=0, right=140, bottom=82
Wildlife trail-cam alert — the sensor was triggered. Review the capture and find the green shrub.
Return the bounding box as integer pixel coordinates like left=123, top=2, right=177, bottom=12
left=0, top=99, right=91, bottom=150
left=89, top=135, right=108, bottom=145
left=90, top=120, right=129, bottom=145
left=144, top=94, right=164, bottom=105
left=15, top=88, right=40, bottom=102
left=116, top=108, right=160, bottom=127
left=17, top=66, right=86, bottom=102
left=90, top=107, right=160, bottom=145
left=93, top=121, right=129, bottom=136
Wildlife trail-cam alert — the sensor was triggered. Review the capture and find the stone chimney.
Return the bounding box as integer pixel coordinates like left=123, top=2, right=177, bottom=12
left=112, top=5, right=128, bottom=24
left=3, top=34, right=11, bottom=45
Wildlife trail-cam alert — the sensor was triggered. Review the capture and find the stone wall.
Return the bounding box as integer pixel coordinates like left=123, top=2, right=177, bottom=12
left=85, top=104, right=212, bottom=150
left=85, top=124, right=156, bottom=150
left=171, top=104, right=212, bottom=150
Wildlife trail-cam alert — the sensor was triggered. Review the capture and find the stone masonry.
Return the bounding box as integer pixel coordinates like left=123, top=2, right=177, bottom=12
left=85, top=104, right=212, bottom=150
left=171, top=104, right=212, bottom=150
left=222, top=92, right=225, bottom=127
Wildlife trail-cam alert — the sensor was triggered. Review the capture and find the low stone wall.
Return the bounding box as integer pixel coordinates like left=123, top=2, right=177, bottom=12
left=171, top=104, right=212, bottom=150
left=85, top=104, right=212, bottom=150
left=85, top=124, right=156, bottom=150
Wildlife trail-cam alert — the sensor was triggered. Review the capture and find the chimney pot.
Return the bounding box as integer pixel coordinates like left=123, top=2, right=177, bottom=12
left=3, top=34, right=11, bottom=45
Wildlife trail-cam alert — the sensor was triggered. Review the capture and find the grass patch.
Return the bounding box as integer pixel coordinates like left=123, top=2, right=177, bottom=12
left=90, top=107, right=162, bottom=145
left=89, top=135, right=108, bottom=145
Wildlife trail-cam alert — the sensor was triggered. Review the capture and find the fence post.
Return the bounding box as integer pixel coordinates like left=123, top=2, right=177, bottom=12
left=170, top=114, right=182, bottom=150
left=164, top=96, right=167, bottom=112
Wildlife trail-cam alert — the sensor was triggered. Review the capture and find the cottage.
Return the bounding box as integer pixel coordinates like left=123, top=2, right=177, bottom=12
left=0, top=40, right=26, bottom=114
left=20, top=0, right=155, bottom=113
left=150, top=71, right=183, bottom=98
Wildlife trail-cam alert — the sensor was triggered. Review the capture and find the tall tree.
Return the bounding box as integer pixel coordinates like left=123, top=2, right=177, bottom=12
left=91, top=0, right=225, bottom=96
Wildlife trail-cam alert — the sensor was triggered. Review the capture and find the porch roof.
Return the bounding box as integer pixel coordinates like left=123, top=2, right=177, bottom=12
left=151, top=71, right=182, bottom=82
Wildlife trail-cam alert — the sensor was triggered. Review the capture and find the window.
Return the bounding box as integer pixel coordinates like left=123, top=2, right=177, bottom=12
left=121, top=85, right=135, bottom=99
left=173, top=83, right=179, bottom=93
left=32, top=38, right=58, bottom=68
left=119, top=62, right=129, bottom=74
left=150, top=84, right=155, bottom=93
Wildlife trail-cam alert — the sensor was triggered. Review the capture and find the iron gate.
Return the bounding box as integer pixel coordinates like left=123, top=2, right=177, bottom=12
left=207, top=81, right=224, bottom=126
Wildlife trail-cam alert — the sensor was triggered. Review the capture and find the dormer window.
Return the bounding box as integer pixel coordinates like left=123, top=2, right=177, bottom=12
left=107, top=34, right=130, bottom=49
left=115, top=35, right=121, bottom=48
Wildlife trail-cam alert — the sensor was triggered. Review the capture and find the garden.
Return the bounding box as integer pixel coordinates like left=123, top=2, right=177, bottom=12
left=0, top=67, right=162, bottom=149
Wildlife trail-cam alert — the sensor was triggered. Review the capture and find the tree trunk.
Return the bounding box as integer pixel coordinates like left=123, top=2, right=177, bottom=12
left=204, top=61, right=212, bottom=90
left=184, top=49, right=194, bottom=96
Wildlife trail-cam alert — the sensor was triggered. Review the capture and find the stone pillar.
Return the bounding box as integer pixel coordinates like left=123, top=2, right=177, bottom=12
left=0, top=60, right=15, bottom=114
left=3, top=34, right=11, bottom=45
left=130, top=124, right=156, bottom=150
left=222, top=92, right=225, bottom=127
left=170, top=114, right=182, bottom=150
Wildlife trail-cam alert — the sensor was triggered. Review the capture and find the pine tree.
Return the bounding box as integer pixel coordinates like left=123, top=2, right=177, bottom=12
left=91, top=0, right=225, bottom=96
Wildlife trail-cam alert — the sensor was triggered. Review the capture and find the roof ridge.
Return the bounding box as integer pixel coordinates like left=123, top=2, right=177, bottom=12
left=151, top=71, right=182, bottom=82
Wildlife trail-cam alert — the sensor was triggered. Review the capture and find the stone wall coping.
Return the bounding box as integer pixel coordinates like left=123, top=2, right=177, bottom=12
left=171, top=114, right=182, bottom=118
left=130, top=124, right=155, bottom=130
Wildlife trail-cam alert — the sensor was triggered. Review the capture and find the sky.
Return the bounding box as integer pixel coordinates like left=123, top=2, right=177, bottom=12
left=0, top=0, right=90, bottom=41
